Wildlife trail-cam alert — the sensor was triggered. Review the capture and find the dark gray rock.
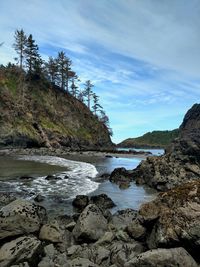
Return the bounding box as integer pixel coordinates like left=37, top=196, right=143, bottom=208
left=90, top=194, right=116, bottom=209
left=72, top=195, right=89, bottom=211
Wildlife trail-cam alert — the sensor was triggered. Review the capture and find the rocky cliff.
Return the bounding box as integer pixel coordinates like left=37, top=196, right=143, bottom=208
left=0, top=68, right=113, bottom=150
left=132, top=104, right=200, bottom=190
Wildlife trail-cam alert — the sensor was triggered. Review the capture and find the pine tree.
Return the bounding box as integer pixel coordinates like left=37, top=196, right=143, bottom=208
left=13, top=29, right=27, bottom=69
left=45, top=57, right=58, bottom=84
left=25, top=34, right=41, bottom=75
left=84, top=80, right=94, bottom=110
left=92, top=93, right=102, bottom=115
left=57, top=51, right=73, bottom=91
left=99, top=110, right=113, bottom=136
left=70, top=77, right=79, bottom=98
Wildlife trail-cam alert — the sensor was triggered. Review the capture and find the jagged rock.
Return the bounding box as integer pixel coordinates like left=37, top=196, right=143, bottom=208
left=109, top=209, right=137, bottom=230
left=0, top=235, right=41, bottom=267
left=0, top=192, right=16, bottom=207
left=95, top=231, right=115, bottom=246
left=72, top=195, right=89, bottom=211
left=124, top=247, right=198, bottom=267
left=68, top=257, right=100, bottom=267
left=109, top=167, right=134, bottom=188
left=0, top=199, right=47, bottom=240
left=132, top=104, right=200, bottom=190
left=72, top=204, right=107, bottom=242
left=138, top=180, right=200, bottom=261
left=109, top=241, right=145, bottom=267
left=126, top=219, right=146, bottom=241
left=90, top=194, right=116, bottom=209
left=39, top=220, right=63, bottom=243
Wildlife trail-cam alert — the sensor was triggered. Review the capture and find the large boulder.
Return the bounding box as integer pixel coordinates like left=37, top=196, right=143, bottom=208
left=109, top=209, right=137, bottom=230
left=72, top=204, right=107, bottom=242
left=132, top=104, right=200, bottom=190
left=138, top=180, right=200, bottom=261
left=39, top=220, right=63, bottom=243
left=124, top=247, right=198, bottom=267
left=0, top=199, right=47, bottom=240
left=72, top=195, right=89, bottom=211
left=90, top=194, right=116, bottom=209
left=0, top=235, right=41, bottom=267
left=109, top=167, right=134, bottom=188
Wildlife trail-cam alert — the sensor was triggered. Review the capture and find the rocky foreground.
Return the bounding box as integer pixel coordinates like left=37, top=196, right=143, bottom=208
left=0, top=180, right=199, bottom=267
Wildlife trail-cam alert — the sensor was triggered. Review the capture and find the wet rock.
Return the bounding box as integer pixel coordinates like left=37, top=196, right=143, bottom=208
left=124, top=247, right=198, bottom=267
left=109, top=209, right=137, bottom=230
left=109, top=168, right=134, bottom=187
left=90, top=194, right=116, bottom=209
left=19, top=176, right=34, bottom=180
left=72, top=195, right=89, bottom=211
left=0, top=235, right=41, bottom=267
left=39, top=220, right=63, bottom=243
left=0, top=199, right=47, bottom=240
left=45, top=175, right=61, bottom=180
left=34, top=194, right=45, bottom=202
left=72, top=204, right=108, bottom=242
left=0, top=192, right=16, bottom=207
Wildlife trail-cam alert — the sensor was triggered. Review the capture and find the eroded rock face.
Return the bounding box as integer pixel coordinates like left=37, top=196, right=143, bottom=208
left=124, top=247, right=198, bottom=267
left=72, top=204, right=107, bottom=242
left=132, top=104, right=200, bottom=190
left=0, top=235, right=41, bottom=267
left=0, top=199, right=47, bottom=240
left=138, top=180, right=200, bottom=261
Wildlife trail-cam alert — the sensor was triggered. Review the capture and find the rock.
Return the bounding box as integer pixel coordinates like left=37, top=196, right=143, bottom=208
left=109, top=241, right=144, bottom=266
left=19, top=176, right=34, bottom=180
left=68, top=257, right=100, bottom=267
left=34, top=194, right=45, bottom=202
left=72, top=204, right=107, bottom=242
left=138, top=180, right=200, bottom=261
left=45, top=175, right=61, bottom=180
left=126, top=219, right=146, bottom=240
left=39, top=220, right=63, bottom=243
left=115, top=230, right=130, bottom=242
left=90, top=194, right=116, bottom=209
left=124, top=247, right=198, bottom=267
left=95, top=231, right=115, bottom=246
left=65, top=221, right=76, bottom=231
left=0, top=192, right=16, bottom=207
left=109, top=209, right=137, bottom=230
left=0, top=235, right=41, bottom=267
left=109, top=167, right=134, bottom=187
left=0, top=199, right=47, bottom=240
left=132, top=104, right=200, bottom=191
left=72, top=195, right=89, bottom=211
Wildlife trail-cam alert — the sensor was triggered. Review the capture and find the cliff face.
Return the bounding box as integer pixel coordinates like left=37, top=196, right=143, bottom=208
left=118, top=129, right=179, bottom=149
left=133, top=104, right=200, bottom=190
left=0, top=70, right=113, bottom=150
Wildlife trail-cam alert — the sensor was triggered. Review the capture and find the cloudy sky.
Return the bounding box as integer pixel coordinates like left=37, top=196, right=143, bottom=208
left=1, top=0, right=200, bottom=143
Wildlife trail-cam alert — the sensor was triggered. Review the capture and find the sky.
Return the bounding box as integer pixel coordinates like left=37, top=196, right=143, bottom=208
left=1, top=0, right=200, bottom=143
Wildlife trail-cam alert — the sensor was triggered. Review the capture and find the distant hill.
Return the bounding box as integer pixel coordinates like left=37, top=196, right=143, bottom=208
left=118, top=129, right=179, bottom=149
left=0, top=67, right=113, bottom=150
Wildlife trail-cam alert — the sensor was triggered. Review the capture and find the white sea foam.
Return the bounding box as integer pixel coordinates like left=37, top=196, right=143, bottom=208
left=15, top=155, right=99, bottom=199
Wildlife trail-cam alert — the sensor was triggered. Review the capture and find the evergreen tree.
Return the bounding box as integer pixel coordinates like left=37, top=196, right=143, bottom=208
left=70, top=77, right=79, bottom=98
left=13, top=29, right=27, bottom=69
left=25, top=34, right=41, bottom=75
left=92, top=93, right=102, bottom=115
left=84, top=80, right=94, bottom=110
left=45, top=56, right=58, bottom=84
left=57, top=51, right=73, bottom=91
left=99, top=110, right=113, bottom=136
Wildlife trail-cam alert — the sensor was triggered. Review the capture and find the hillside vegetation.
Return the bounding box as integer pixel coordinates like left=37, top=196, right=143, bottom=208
left=0, top=66, right=113, bottom=150
left=118, top=129, right=179, bottom=148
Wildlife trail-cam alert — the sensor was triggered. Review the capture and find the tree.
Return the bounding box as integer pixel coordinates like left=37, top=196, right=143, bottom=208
left=70, top=77, right=79, bottom=98
left=84, top=80, right=94, bottom=110
left=25, top=34, right=42, bottom=75
left=13, top=29, right=27, bottom=69
left=92, top=93, right=102, bottom=115
left=57, top=51, right=73, bottom=91
left=45, top=56, right=58, bottom=84
left=99, top=110, right=113, bottom=136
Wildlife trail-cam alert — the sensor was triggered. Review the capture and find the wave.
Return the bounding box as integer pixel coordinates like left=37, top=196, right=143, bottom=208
left=9, top=155, right=99, bottom=199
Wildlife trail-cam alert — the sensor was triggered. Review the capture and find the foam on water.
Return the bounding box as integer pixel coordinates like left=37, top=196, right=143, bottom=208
left=8, top=155, right=99, bottom=199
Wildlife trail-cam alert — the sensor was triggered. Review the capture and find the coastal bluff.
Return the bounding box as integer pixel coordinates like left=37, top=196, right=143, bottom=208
left=0, top=68, right=113, bottom=150
left=132, top=103, right=200, bottom=190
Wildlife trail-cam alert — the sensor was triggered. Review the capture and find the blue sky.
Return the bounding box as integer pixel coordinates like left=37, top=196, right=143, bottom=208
left=1, top=0, right=200, bottom=143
